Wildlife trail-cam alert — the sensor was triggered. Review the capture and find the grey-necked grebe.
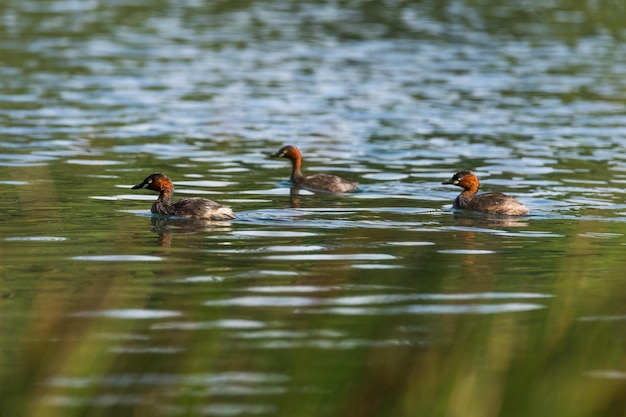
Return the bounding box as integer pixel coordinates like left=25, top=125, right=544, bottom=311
left=270, top=145, right=358, bottom=193
left=442, top=170, right=530, bottom=216
left=131, top=173, right=235, bottom=220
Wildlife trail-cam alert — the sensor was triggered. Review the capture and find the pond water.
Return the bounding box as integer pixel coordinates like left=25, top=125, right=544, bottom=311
left=1, top=1, right=626, bottom=416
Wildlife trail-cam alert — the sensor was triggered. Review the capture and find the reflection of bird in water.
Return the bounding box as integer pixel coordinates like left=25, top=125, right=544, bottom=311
left=450, top=211, right=529, bottom=228
left=270, top=145, right=358, bottom=193
left=150, top=217, right=233, bottom=247
left=289, top=187, right=300, bottom=208
left=131, top=173, right=235, bottom=220
left=442, top=170, right=530, bottom=216
left=285, top=186, right=355, bottom=211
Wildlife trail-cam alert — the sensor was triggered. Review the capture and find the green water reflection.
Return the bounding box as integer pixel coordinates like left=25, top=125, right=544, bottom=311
left=2, top=0, right=626, bottom=416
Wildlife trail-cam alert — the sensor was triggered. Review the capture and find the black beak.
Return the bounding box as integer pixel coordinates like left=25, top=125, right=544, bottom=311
left=269, top=151, right=282, bottom=158
left=131, top=182, right=146, bottom=190
left=442, top=179, right=453, bottom=185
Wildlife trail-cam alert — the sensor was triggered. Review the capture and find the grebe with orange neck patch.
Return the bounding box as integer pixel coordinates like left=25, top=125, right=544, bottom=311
left=131, top=173, right=235, bottom=220
left=442, top=170, right=530, bottom=216
left=270, top=145, right=358, bottom=193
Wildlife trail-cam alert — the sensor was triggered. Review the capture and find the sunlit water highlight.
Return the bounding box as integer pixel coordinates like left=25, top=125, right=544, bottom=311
left=1, top=1, right=626, bottom=417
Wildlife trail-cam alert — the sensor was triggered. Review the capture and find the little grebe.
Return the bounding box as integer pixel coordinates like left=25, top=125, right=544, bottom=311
left=442, top=170, right=530, bottom=216
left=131, top=173, right=235, bottom=220
left=270, top=145, right=358, bottom=193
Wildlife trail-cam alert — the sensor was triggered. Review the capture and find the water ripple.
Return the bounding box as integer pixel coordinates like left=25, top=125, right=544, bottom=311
left=263, top=253, right=396, bottom=261
left=309, top=303, right=545, bottom=315
left=66, top=159, right=124, bottom=165
left=437, top=249, right=496, bottom=255
left=231, top=230, right=317, bottom=238
left=5, top=236, right=67, bottom=242
left=205, top=296, right=318, bottom=307
left=204, top=292, right=551, bottom=310
left=72, top=255, right=162, bottom=261
left=73, top=309, right=181, bottom=319
left=152, top=320, right=266, bottom=330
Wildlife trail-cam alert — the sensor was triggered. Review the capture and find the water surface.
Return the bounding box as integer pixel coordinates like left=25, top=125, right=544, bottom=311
left=1, top=1, right=626, bottom=416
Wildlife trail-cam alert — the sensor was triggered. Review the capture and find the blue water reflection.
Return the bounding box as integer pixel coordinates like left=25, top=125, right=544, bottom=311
left=2, top=0, right=626, bottom=416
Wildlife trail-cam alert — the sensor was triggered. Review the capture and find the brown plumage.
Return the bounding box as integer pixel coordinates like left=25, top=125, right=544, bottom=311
left=131, top=173, right=235, bottom=220
left=442, top=170, right=530, bottom=216
left=270, top=145, right=358, bottom=193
